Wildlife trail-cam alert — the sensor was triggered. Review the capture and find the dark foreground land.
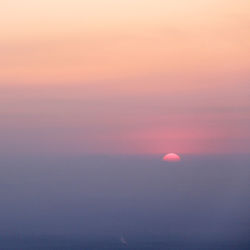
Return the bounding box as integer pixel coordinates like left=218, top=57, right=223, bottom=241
left=0, top=237, right=250, bottom=250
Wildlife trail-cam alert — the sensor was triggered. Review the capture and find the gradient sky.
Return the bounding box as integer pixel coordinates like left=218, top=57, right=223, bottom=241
left=1, top=0, right=250, bottom=155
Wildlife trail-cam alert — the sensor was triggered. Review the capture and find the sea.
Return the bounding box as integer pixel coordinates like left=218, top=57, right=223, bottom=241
left=0, top=154, right=249, bottom=249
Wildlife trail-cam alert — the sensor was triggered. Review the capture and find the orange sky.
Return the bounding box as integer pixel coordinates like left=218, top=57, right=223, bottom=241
left=0, top=0, right=249, bottom=155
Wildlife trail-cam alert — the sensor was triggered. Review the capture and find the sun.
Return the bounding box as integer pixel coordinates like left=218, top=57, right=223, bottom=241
left=162, top=153, right=181, bottom=162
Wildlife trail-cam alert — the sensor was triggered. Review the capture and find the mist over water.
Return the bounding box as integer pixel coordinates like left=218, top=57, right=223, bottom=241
left=0, top=154, right=249, bottom=249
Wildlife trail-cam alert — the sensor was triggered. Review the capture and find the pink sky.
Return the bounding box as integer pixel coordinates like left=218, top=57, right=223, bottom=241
left=0, top=0, right=249, bottom=155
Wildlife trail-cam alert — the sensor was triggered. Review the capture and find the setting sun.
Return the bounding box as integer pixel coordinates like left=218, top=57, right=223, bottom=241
left=163, top=153, right=181, bottom=162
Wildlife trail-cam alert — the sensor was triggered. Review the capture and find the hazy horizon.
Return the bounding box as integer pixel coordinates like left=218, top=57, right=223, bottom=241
left=1, top=0, right=249, bottom=249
